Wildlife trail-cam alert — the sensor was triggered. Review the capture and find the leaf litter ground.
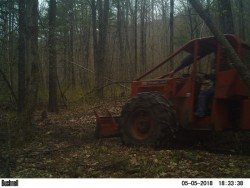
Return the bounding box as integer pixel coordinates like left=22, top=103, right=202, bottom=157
left=1, top=98, right=250, bottom=178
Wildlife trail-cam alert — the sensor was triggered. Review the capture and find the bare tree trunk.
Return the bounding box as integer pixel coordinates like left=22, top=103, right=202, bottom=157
left=80, top=4, right=91, bottom=89
left=69, top=1, right=76, bottom=89
left=63, top=30, right=68, bottom=86
left=8, top=0, right=15, bottom=88
left=125, top=0, right=132, bottom=79
left=134, top=0, right=138, bottom=77
left=238, top=0, right=245, bottom=40
left=0, top=67, right=17, bottom=104
left=17, top=0, right=40, bottom=141
left=99, top=0, right=109, bottom=97
left=140, top=0, right=146, bottom=73
left=169, top=0, right=174, bottom=69
left=48, top=0, right=57, bottom=112
left=91, top=0, right=98, bottom=93
left=217, top=0, right=234, bottom=34
left=96, top=0, right=105, bottom=98
left=91, top=0, right=109, bottom=98
left=186, top=1, right=194, bottom=39
left=161, top=0, right=169, bottom=57
left=117, top=0, right=124, bottom=80
left=27, top=0, right=39, bottom=113
left=18, top=0, right=26, bottom=111
left=188, top=0, right=250, bottom=89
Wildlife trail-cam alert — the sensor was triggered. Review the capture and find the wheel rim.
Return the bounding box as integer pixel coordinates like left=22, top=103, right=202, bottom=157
left=129, top=109, right=153, bottom=140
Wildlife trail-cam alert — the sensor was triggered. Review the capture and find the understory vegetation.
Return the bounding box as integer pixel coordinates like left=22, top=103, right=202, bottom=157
left=1, top=98, right=250, bottom=178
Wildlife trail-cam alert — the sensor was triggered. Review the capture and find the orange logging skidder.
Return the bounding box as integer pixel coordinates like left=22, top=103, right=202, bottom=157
left=94, top=35, right=250, bottom=146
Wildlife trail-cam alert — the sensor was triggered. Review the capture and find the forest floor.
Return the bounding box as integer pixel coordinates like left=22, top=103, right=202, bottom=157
left=1, top=98, right=250, bottom=178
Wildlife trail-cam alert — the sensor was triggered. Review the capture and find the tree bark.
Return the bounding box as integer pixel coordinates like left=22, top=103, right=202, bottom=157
left=48, top=0, right=58, bottom=112
left=124, top=0, right=132, bottom=79
left=117, top=0, right=124, bottom=78
left=169, top=0, right=174, bottom=69
left=140, top=0, right=146, bottom=73
left=134, top=0, right=138, bottom=77
left=188, top=0, right=250, bottom=89
left=8, top=0, right=15, bottom=88
left=238, top=0, right=245, bottom=40
left=184, top=0, right=200, bottom=39
left=217, top=0, right=234, bottom=34
left=91, top=0, right=109, bottom=98
left=17, top=0, right=40, bottom=141
left=69, top=1, right=76, bottom=89
left=18, top=0, right=26, bottom=111
left=0, top=67, right=17, bottom=104
left=161, top=0, right=168, bottom=55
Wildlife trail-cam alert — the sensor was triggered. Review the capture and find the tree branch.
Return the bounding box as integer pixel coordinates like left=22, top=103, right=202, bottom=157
left=188, top=0, right=250, bottom=89
left=71, top=61, right=130, bottom=90
left=0, top=68, right=17, bottom=105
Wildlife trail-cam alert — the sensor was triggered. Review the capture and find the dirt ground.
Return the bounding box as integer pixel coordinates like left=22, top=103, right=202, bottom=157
left=1, top=98, right=250, bottom=178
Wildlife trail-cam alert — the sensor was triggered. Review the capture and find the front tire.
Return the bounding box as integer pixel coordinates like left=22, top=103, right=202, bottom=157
left=119, top=92, right=177, bottom=146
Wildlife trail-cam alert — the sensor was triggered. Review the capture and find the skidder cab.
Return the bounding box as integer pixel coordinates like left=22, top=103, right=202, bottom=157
left=94, top=34, right=250, bottom=146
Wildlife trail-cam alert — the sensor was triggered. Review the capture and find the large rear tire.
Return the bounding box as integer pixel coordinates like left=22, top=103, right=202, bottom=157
left=119, top=92, right=177, bottom=146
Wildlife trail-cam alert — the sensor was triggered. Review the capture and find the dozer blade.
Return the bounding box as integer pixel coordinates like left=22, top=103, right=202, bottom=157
left=94, top=110, right=120, bottom=138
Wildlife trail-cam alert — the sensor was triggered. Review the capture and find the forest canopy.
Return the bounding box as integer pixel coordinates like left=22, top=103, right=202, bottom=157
left=1, top=0, right=249, bottom=107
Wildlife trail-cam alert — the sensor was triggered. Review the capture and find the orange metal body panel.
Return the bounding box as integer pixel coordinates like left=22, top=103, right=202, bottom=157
left=211, top=99, right=230, bottom=130
left=173, top=78, right=194, bottom=128
left=216, top=70, right=250, bottom=98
